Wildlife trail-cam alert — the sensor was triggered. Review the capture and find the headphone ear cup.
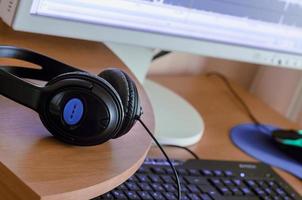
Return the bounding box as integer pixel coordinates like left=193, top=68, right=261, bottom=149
left=98, top=68, right=139, bottom=138
left=40, top=71, right=125, bottom=145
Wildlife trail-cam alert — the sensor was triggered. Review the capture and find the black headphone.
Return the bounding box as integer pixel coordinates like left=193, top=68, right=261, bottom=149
left=0, top=46, right=142, bottom=146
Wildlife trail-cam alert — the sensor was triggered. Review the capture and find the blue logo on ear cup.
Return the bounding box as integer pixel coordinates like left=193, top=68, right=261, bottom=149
left=63, top=98, right=84, bottom=125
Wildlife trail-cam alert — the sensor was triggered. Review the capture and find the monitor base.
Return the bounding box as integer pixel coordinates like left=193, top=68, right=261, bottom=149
left=105, top=43, right=204, bottom=146
left=144, top=79, right=204, bottom=146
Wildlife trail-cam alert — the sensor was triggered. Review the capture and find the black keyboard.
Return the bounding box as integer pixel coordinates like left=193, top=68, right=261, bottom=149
left=93, top=158, right=301, bottom=200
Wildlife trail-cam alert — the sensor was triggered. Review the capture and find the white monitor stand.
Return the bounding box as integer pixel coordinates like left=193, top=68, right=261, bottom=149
left=106, top=42, right=204, bottom=146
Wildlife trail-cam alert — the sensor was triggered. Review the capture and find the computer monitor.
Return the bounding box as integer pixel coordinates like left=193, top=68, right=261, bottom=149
left=2, top=0, right=302, bottom=146
left=3, top=0, right=302, bottom=70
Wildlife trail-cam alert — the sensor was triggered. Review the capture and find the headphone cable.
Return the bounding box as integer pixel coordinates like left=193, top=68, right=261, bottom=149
left=137, top=118, right=181, bottom=200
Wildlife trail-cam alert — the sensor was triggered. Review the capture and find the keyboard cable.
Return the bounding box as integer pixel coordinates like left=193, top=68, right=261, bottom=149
left=206, top=72, right=271, bottom=133
left=161, top=144, right=200, bottom=159
left=137, top=70, right=266, bottom=200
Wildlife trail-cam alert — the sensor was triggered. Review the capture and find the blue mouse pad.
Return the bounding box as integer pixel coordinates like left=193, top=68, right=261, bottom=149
left=230, top=124, right=302, bottom=179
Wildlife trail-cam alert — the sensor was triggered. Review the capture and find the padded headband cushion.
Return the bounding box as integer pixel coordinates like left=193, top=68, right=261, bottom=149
left=98, top=68, right=139, bottom=138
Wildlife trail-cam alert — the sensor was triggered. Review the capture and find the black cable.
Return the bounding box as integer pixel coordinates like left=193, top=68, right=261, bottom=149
left=137, top=118, right=181, bottom=200
left=206, top=72, right=271, bottom=133
left=161, top=144, right=200, bottom=159
left=152, top=50, right=171, bottom=61
left=206, top=72, right=261, bottom=125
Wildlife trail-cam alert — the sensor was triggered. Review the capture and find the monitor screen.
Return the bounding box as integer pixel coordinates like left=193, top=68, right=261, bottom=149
left=31, top=0, right=302, bottom=56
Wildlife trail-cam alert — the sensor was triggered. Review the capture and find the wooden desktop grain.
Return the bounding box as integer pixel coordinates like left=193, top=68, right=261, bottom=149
left=0, top=21, right=154, bottom=200
left=149, top=75, right=302, bottom=195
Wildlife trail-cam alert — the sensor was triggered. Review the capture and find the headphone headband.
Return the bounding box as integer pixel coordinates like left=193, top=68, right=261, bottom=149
left=0, top=46, right=81, bottom=80
left=0, top=46, right=82, bottom=110
left=0, top=45, right=141, bottom=146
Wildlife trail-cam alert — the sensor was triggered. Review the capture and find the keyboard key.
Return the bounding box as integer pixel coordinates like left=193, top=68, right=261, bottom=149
left=272, top=196, right=281, bottom=200
left=264, top=188, right=275, bottom=196
left=233, top=179, right=245, bottom=187
left=257, top=180, right=268, bottom=188
left=210, top=178, right=223, bottom=186
left=217, top=187, right=232, bottom=196
left=137, top=166, right=150, bottom=174
left=180, top=184, right=189, bottom=192
left=165, top=167, right=174, bottom=175
left=267, top=180, right=279, bottom=188
left=125, top=191, right=140, bottom=200
left=112, top=190, right=127, bottom=199
left=152, top=167, right=166, bottom=174
left=200, top=193, right=212, bottom=200
left=187, top=184, right=200, bottom=193
left=179, top=176, right=187, bottom=184
left=137, top=191, right=153, bottom=200
left=163, top=183, right=177, bottom=192
left=275, top=188, right=287, bottom=196
left=136, top=174, right=150, bottom=182
left=149, top=174, right=162, bottom=183
left=139, top=182, right=153, bottom=191
left=198, top=185, right=218, bottom=196
left=163, top=192, right=177, bottom=200
left=254, top=187, right=266, bottom=197
left=150, top=191, right=165, bottom=200
left=161, top=175, right=175, bottom=183
left=187, top=193, right=201, bottom=200
left=213, top=170, right=223, bottom=177
left=125, top=182, right=140, bottom=191
left=201, top=169, right=213, bottom=176
left=189, top=169, right=201, bottom=176
left=99, top=193, right=114, bottom=200
left=241, top=187, right=254, bottom=196
left=151, top=183, right=165, bottom=191
left=224, top=170, right=234, bottom=177
left=185, top=176, right=208, bottom=185
left=128, top=176, right=138, bottom=182
left=144, top=158, right=153, bottom=163
left=177, top=168, right=189, bottom=175
left=262, top=197, right=273, bottom=200
left=229, top=186, right=243, bottom=196
left=208, top=192, right=225, bottom=200
left=245, top=180, right=257, bottom=188
left=180, top=194, right=190, bottom=200
left=222, top=179, right=234, bottom=186
left=116, top=184, right=127, bottom=191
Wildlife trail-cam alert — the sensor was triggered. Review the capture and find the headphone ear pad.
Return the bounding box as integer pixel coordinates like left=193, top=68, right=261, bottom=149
left=98, top=68, right=139, bottom=138
left=41, top=71, right=125, bottom=145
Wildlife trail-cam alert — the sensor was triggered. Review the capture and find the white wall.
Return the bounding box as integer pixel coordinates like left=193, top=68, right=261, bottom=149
left=149, top=52, right=302, bottom=127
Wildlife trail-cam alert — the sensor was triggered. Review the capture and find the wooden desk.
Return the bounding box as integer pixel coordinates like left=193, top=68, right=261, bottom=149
left=1, top=18, right=301, bottom=198
left=0, top=21, right=154, bottom=200
left=149, top=75, right=302, bottom=195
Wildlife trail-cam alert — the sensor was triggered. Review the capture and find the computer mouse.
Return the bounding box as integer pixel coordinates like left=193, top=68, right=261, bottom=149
left=272, top=129, right=302, bottom=162
left=272, top=129, right=302, bottom=148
